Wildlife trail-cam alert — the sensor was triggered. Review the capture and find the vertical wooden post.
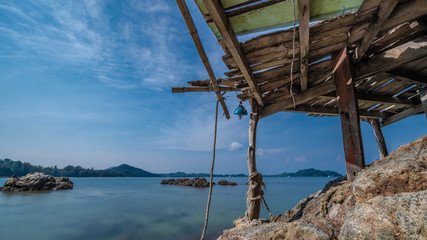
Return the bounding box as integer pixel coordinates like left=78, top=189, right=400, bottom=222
left=331, top=48, right=365, bottom=182
left=421, top=88, right=427, bottom=118
left=245, top=100, right=263, bottom=221
left=368, top=119, right=388, bottom=159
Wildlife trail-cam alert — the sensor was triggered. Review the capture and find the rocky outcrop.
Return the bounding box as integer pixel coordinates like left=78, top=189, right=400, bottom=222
left=161, top=177, right=212, bottom=187
left=218, top=135, right=427, bottom=240
left=218, top=180, right=237, bottom=186
left=1, top=172, right=73, bottom=192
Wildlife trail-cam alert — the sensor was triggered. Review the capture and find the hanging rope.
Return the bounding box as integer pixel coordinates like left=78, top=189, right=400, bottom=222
left=289, top=0, right=297, bottom=108
left=200, top=99, right=220, bottom=240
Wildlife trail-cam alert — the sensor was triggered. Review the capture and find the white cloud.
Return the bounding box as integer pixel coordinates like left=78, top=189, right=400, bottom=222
left=229, top=142, right=243, bottom=151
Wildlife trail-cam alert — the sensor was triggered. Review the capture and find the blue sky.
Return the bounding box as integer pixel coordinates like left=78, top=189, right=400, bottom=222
left=0, top=0, right=425, bottom=175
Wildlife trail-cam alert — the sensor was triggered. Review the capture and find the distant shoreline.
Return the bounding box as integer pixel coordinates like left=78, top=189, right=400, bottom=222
left=0, top=159, right=342, bottom=178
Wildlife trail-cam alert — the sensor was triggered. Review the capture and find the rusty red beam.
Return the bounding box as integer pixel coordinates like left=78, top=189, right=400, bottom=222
left=332, top=48, right=365, bottom=182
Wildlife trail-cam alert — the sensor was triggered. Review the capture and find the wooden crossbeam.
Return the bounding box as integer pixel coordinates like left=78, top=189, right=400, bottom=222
left=172, top=86, right=237, bottom=93
left=355, top=35, right=427, bottom=80
left=356, top=0, right=399, bottom=61
left=281, top=105, right=388, bottom=119
left=388, top=69, right=427, bottom=87
left=332, top=47, right=365, bottom=182
left=321, top=92, right=417, bottom=107
left=381, top=104, right=423, bottom=127
left=260, top=81, right=336, bottom=118
left=298, top=0, right=310, bottom=91
left=203, top=0, right=264, bottom=106
left=176, top=0, right=230, bottom=119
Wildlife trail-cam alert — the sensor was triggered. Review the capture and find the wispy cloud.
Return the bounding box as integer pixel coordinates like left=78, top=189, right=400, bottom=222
left=0, top=0, right=202, bottom=90
left=257, top=147, right=290, bottom=157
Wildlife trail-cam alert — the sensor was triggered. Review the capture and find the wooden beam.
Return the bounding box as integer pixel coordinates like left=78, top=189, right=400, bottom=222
left=187, top=78, right=236, bottom=87
left=381, top=104, right=423, bottom=127
left=421, top=88, right=427, bottom=118
left=356, top=0, right=399, bottom=61
left=354, top=35, right=427, bottom=80
left=321, top=92, right=417, bottom=107
left=298, top=0, right=310, bottom=91
left=176, top=0, right=230, bottom=119
left=368, top=119, right=388, bottom=159
left=172, top=86, right=237, bottom=93
left=388, top=69, right=427, bottom=87
left=332, top=48, right=365, bottom=182
left=260, top=81, right=336, bottom=118
left=203, top=0, right=264, bottom=106
left=281, top=105, right=389, bottom=119
left=245, top=100, right=263, bottom=221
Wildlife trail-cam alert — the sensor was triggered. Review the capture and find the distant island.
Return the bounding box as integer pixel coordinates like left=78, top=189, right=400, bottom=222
left=0, top=158, right=342, bottom=178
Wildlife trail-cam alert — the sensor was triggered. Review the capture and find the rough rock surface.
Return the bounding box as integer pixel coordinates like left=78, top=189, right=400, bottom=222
left=1, top=172, right=73, bottom=192
left=218, top=135, right=427, bottom=240
left=218, top=180, right=237, bottom=186
left=161, top=177, right=212, bottom=187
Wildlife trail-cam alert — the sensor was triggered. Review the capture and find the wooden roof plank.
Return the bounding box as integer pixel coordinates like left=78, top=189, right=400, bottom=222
left=203, top=0, right=264, bottom=106
left=172, top=86, right=238, bottom=93
left=281, top=105, right=388, bottom=119
left=176, top=0, right=230, bottom=119
left=356, top=0, right=399, bottom=61
left=381, top=104, right=423, bottom=127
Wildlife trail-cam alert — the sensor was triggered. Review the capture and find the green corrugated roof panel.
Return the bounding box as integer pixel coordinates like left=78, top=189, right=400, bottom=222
left=196, top=0, right=363, bottom=38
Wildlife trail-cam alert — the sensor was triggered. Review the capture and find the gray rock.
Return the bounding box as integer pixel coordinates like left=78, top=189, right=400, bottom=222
left=0, top=172, right=73, bottom=192
left=161, top=177, right=212, bottom=187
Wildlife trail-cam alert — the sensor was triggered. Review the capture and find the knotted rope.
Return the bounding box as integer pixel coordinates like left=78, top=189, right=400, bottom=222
left=200, top=99, right=219, bottom=240
left=246, top=171, right=272, bottom=219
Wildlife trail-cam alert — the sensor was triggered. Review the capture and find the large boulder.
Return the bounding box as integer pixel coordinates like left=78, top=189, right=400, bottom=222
left=0, top=172, right=73, bottom=192
left=218, top=135, right=427, bottom=240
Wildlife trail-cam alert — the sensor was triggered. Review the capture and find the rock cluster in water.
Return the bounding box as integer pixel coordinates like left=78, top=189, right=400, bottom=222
left=161, top=178, right=212, bottom=187
left=0, top=172, right=73, bottom=192
left=218, top=180, right=237, bottom=186
left=218, top=135, right=427, bottom=240
left=161, top=178, right=238, bottom=187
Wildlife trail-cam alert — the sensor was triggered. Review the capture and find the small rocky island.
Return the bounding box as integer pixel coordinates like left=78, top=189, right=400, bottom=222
left=161, top=178, right=237, bottom=187
left=0, top=172, right=73, bottom=192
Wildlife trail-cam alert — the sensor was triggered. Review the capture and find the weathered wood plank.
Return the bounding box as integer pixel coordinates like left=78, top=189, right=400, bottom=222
left=187, top=78, right=236, bottom=87
left=321, top=91, right=417, bottom=107
left=356, top=0, right=399, bottom=61
left=354, top=35, right=427, bottom=81
left=332, top=47, right=365, bottom=182
left=281, top=105, right=388, bottom=119
left=260, top=81, right=336, bottom=118
left=176, top=0, right=230, bottom=119
left=298, top=0, right=310, bottom=91
left=388, top=69, right=427, bottom=87
left=381, top=104, right=424, bottom=127
left=245, top=100, right=262, bottom=221
left=172, top=86, right=237, bottom=93
left=367, top=119, right=388, bottom=159
left=203, top=0, right=264, bottom=106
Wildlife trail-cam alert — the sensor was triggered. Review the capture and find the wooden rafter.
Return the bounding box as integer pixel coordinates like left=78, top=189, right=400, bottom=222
left=356, top=0, right=399, bottom=61
left=172, top=86, right=237, bottom=93
left=388, top=70, right=427, bottom=87
left=354, top=35, right=427, bottom=80
left=382, top=104, right=423, bottom=127
left=281, top=105, right=389, bottom=119
left=320, top=91, right=418, bottom=107
left=260, top=81, right=336, bottom=118
left=203, top=0, right=264, bottom=106
left=298, top=0, right=310, bottom=91
left=176, top=0, right=230, bottom=119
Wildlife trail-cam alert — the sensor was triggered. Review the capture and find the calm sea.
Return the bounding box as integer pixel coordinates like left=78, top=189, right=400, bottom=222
left=0, top=177, right=333, bottom=240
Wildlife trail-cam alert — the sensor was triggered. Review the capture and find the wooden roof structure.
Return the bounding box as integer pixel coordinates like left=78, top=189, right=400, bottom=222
left=173, top=0, right=427, bottom=221
left=174, top=0, right=427, bottom=125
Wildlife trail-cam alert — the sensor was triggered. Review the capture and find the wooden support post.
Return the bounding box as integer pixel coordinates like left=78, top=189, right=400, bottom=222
left=421, top=88, right=427, bottom=118
left=368, top=119, right=388, bottom=159
left=331, top=48, right=365, bottom=182
left=298, top=0, right=310, bottom=91
left=245, top=100, right=263, bottom=221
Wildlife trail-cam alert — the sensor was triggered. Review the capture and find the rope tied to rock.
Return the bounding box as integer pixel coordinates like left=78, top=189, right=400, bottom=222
left=246, top=171, right=273, bottom=219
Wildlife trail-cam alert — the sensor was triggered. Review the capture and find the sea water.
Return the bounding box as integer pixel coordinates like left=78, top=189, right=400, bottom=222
left=0, top=177, right=333, bottom=240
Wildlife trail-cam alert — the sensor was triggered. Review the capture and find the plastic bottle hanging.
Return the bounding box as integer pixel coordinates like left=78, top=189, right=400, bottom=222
left=233, top=101, right=248, bottom=120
